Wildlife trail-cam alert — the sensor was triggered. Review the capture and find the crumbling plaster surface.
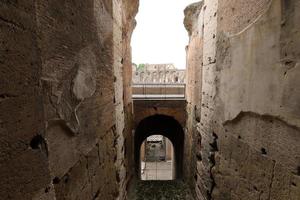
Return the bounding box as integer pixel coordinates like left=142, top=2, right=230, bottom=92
left=218, top=0, right=300, bottom=128
left=212, top=0, right=300, bottom=199
left=185, top=0, right=300, bottom=199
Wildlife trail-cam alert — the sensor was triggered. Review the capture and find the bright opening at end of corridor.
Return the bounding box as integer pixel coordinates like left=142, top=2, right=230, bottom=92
left=131, top=0, right=198, bottom=69
left=140, top=135, right=175, bottom=181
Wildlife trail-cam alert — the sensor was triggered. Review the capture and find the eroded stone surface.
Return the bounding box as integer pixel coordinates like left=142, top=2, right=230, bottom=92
left=2, top=0, right=300, bottom=199
left=184, top=0, right=300, bottom=199
left=0, top=0, right=138, bottom=199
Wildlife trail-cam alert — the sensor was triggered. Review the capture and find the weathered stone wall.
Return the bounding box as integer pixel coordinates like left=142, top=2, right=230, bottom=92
left=185, top=0, right=300, bottom=199
left=0, top=0, right=137, bottom=199
left=195, top=1, right=219, bottom=199
left=0, top=2, right=50, bottom=199
left=114, top=0, right=138, bottom=199
left=132, top=64, right=185, bottom=84
left=213, top=0, right=300, bottom=199
left=121, top=0, right=139, bottom=199
left=184, top=2, right=204, bottom=194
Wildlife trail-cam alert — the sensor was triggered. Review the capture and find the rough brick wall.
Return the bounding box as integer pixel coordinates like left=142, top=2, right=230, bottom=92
left=0, top=0, right=137, bottom=199
left=0, top=2, right=51, bottom=199
left=133, top=100, right=186, bottom=129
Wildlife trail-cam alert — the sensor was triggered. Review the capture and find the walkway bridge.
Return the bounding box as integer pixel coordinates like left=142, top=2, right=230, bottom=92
left=132, top=83, right=186, bottom=100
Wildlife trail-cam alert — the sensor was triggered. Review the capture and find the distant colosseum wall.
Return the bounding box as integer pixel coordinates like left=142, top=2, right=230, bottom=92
left=132, top=64, right=185, bottom=83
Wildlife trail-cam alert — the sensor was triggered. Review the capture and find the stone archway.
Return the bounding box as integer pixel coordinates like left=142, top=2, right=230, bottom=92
left=134, top=114, right=184, bottom=179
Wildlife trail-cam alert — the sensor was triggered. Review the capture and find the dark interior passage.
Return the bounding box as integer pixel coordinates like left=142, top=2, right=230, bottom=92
left=134, top=114, right=184, bottom=179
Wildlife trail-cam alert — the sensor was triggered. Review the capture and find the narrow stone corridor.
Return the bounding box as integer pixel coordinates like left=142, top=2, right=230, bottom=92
left=0, top=0, right=300, bottom=199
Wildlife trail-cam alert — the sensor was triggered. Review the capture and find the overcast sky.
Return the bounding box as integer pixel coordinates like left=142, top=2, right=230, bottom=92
left=131, top=0, right=198, bottom=69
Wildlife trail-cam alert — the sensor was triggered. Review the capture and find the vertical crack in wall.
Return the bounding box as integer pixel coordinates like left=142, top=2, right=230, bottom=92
left=267, top=160, right=276, bottom=200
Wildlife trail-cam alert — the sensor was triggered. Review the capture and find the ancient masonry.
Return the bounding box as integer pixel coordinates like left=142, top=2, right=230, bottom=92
left=0, top=0, right=299, bottom=200
left=0, top=1, right=138, bottom=199
left=132, top=63, right=185, bottom=83
left=184, top=0, right=300, bottom=199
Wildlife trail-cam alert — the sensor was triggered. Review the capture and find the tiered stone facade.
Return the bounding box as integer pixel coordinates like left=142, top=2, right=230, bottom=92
left=132, top=64, right=185, bottom=83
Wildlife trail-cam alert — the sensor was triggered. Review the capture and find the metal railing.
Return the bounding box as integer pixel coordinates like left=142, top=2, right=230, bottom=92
left=132, top=83, right=186, bottom=100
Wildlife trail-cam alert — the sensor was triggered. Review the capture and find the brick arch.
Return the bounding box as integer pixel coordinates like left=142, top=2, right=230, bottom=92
left=133, top=100, right=186, bottom=129
left=134, top=114, right=184, bottom=179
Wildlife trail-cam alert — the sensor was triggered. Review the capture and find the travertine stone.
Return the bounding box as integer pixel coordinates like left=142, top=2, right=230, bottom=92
left=185, top=0, right=300, bottom=199
left=0, top=0, right=138, bottom=199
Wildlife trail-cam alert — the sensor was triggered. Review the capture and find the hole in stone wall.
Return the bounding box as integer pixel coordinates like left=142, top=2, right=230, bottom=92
left=52, top=177, right=60, bottom=184
left=209, top=154, right=215, bottom=165
left=30, top=135, right=45, bottom=150
left=124, top=139, right=127, bottom=156
left=63, top=175, right=69, bottom=183
left=206, top=190, right=211, bottom=199
left=196, top=153, right=202, bottom=161
left=116, top=171, right=121, bottom=183
left=197, top=138, right=201, bottom=145
left=297, top=166, right=300, bottom=176
left=93, top=190, right=100, bottom=199
left=45, top=187, right=50, bottom=193
left=210, top=132, right=218, bottom=151
left=261, top=148, right=267, bottom=155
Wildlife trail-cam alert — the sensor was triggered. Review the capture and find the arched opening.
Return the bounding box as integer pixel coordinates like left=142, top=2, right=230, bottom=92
left=134, top=114, right=184, bottom=180
left=140, top=135, right=175, bottom=180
